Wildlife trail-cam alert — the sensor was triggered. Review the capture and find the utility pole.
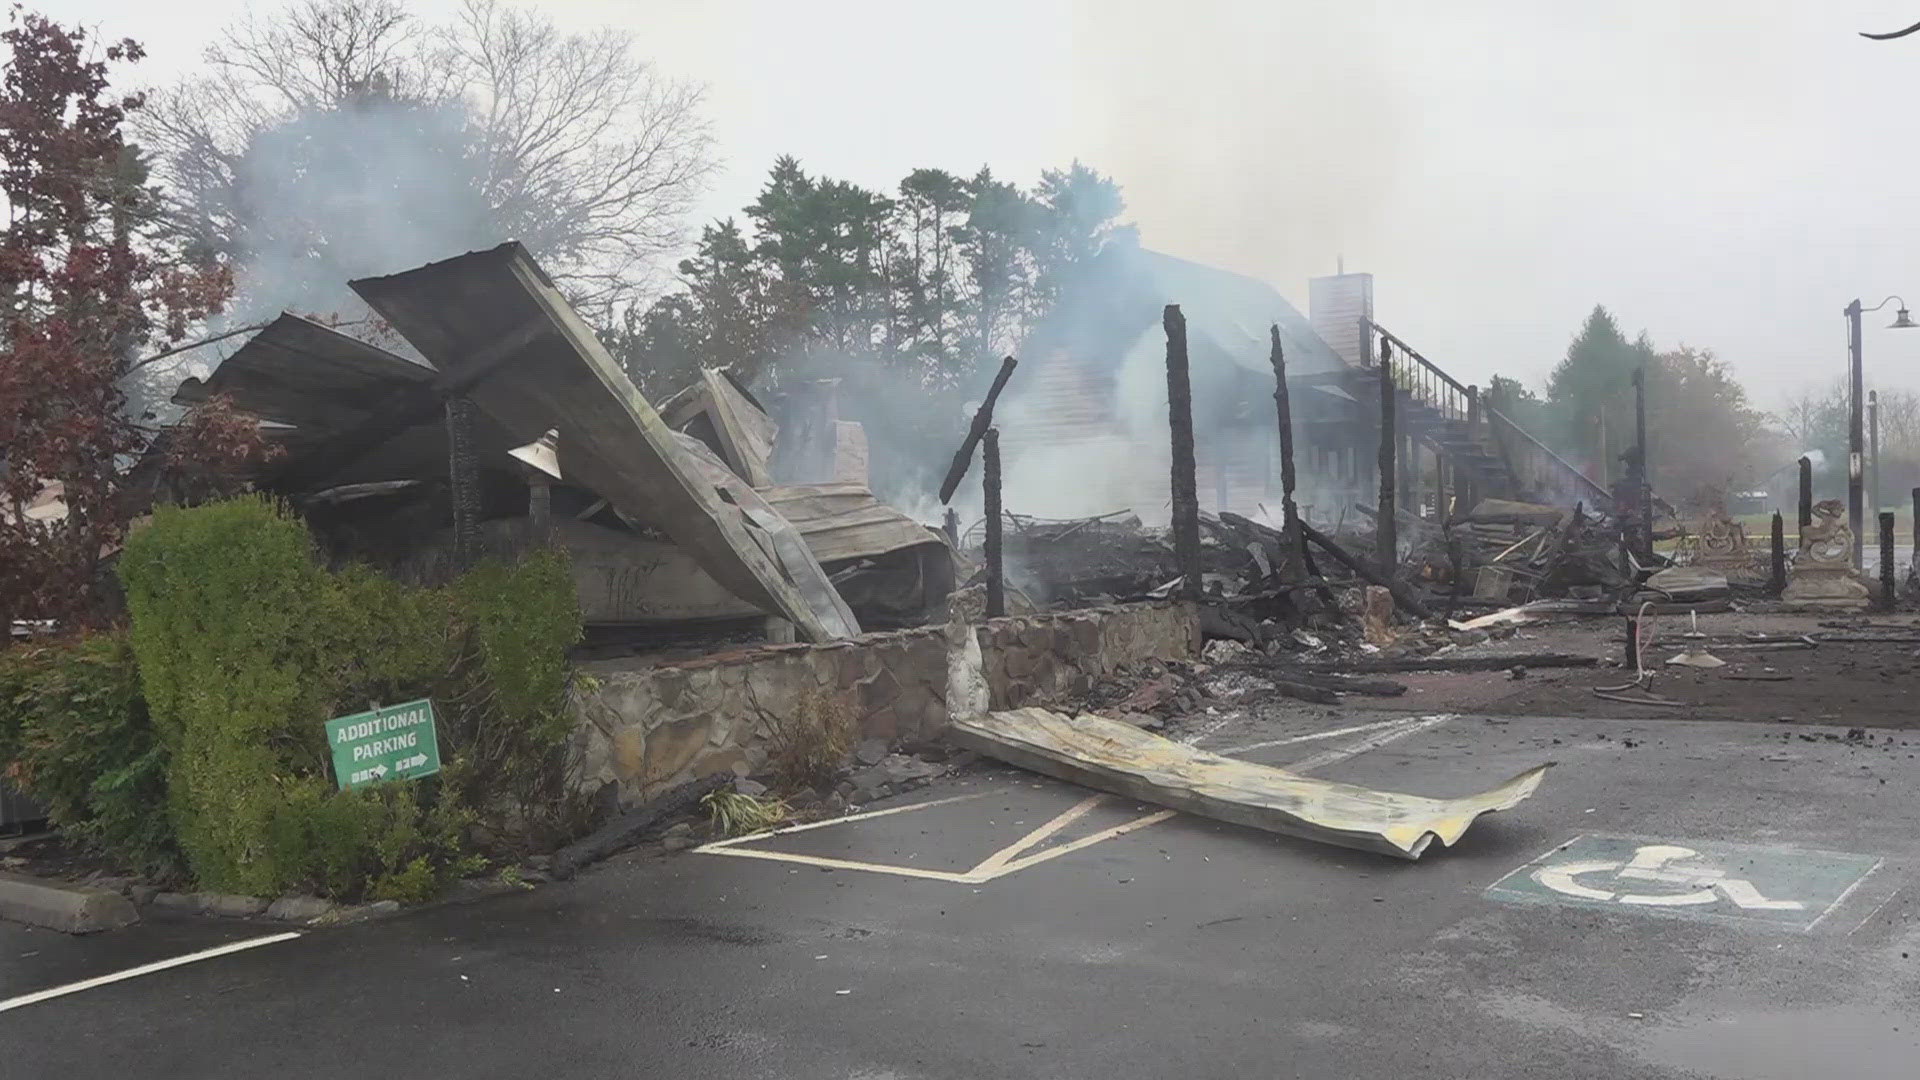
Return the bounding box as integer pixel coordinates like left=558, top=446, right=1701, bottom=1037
left=1847, top=298, right=1865, bottom=569
left=1869, top=389, right=1881, bottom=527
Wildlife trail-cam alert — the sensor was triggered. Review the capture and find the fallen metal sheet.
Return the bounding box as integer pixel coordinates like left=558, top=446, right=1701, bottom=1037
left=660, top=368, right=778, bottom=486
left=949, top=708, right=1551, bottom=860
left=759, top=482, right=946, bottom=564
left=673, top=433, right=860, bottom=636
left=349, top=243, right=854, bottom=641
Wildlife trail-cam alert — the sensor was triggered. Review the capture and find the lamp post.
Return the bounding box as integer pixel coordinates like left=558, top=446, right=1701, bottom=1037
left=1844, top=297, right=1917, bottom=568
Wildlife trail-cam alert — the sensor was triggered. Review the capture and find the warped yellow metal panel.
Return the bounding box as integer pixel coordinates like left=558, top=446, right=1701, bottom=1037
left=951, top=708, right=1551, bottom=860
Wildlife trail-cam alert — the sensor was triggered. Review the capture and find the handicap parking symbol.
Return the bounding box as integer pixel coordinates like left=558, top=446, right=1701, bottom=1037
left=1486, top=835, right=1881, bottom=930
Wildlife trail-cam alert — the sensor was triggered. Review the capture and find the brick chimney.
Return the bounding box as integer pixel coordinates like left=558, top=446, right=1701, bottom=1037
left=1308, top=271, right=1375, bottom=368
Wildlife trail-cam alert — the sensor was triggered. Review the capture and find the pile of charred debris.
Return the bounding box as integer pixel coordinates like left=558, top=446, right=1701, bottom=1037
left=151, top=244, right=1696, bottom=686
left=980, top=496, right=1661, bottom=630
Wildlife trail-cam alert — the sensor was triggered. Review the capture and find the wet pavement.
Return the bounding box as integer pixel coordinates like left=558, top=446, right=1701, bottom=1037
left=5, top=709, right=1919, bottom=1079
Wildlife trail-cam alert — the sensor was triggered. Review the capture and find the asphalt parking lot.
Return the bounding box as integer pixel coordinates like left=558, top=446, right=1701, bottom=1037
left=6, top=709, right=1919, bottom=1079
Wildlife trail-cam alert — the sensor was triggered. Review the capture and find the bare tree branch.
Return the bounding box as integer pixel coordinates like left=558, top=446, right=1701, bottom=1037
left=135, top=0, right=714, bottom=322
left=1862, top=18, right=1920, bottom=40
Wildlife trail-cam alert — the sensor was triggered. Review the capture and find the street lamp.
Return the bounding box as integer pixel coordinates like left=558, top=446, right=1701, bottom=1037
left=1844, top=296, right=1917, bottom=568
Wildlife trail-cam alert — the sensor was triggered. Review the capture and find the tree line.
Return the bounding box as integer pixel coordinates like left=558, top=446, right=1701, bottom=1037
left=1486, top=305, right=1920, bottom=518
left=604, top=156, right=1132, bottom=400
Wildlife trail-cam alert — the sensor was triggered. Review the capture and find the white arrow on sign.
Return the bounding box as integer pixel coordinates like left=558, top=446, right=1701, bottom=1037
left=1533, top=844, right=1803, bottom=911
left=370, top=765, right=388, bottom=779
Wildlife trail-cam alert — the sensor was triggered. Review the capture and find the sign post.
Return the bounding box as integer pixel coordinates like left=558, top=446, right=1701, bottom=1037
left=326, top=699, right=442, bottom=791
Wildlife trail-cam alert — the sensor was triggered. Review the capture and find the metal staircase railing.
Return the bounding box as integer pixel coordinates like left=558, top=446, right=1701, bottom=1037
left=1364, top=320, right=1612, bottom=507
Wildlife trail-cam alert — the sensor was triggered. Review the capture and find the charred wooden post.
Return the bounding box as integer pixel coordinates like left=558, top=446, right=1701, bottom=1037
left=1164, top=305, right=1201, bottom=601
left=983, top=428, right=1005, bottom=618
left=1444, top=531, right=1466, bottom=619
left=446, top=396, right=482, bottom=569
left=1633, top=366, right=1652, bottom=555
left=1269, top=325, right=1299, bottom=533
left=1770, top=511, right=1786, bottom=595
left=1398, top=433, right=1414, bottom=521
left=1880, top=511, right=1896, bottom=609
left=940, top=356, right=1018, bottom=504
left=1462, top=385, right=1481, bottom=516
left=1799, top=456, right=1814, bottom=529
left=1270, top=325, right=1337, bottom=612
left=1301, top=521, right=1433, bottom=620
left=943, top=508, right=960, bottom=547
left=1375, top=334, right=1398, bottom=575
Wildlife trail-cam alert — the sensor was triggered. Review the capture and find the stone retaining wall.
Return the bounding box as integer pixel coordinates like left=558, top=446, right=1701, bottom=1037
left=572, top=602, right=1198, bottom=805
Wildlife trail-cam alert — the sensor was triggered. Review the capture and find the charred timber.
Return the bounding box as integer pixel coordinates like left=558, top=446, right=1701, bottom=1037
left=984, top=429, right=1005, bottom=618
left=1299, top=521, right=1434, bottom=620
left=1165, top=306, right=1201, bottom=602
left=939, top=355, right=1018, bottom=505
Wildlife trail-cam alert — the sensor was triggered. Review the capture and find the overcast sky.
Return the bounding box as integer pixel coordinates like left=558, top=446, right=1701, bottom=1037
left=59, top=0, right=1920, bottom=408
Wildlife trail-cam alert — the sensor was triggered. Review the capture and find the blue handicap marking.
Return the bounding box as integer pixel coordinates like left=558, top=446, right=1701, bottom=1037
left=1486, top=834, right=1881, bottom=930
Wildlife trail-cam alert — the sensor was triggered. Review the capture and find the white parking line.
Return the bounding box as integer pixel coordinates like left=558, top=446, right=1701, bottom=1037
left=1211, top=717, right=1416, bottom=756
left=1212, top=714, right=1453, bottom=766
left=1282, top=715, right=1454, bottom=774
left=0, top=932, right=302, bottom=1015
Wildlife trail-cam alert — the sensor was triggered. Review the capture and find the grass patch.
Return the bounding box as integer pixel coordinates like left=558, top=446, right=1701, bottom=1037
left=702, top=790, right=789, bottom=837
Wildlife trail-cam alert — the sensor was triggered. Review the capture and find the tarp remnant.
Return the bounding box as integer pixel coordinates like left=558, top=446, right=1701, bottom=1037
left=950, top=708, right=1551, bottom=859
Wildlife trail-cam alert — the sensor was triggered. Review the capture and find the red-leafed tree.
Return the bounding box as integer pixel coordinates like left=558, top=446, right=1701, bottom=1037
left=0, top=8, right=251, bottom=632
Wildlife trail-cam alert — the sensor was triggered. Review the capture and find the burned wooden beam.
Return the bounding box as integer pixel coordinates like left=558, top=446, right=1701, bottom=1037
left=1771, top=511, right=1786, bottom=595
left=984, top=428, right=1005, bottom=618
left=938, top=355, right=1018, bottom=504
left=447, top=396, right=482, bottom=568
left=1300, top=520, right=1434, bottom=620
left=1799, top=456, right=1814, bottom=529
left=1165, top=305, right=1201, bottom=602
left=1269, top=326, right=1299, bottom=532
left=1303, top=652, right=1596, bottom=674
left=1880, top=510, right=1896, bottom=610
left=1268, top=326, right=1338, bottom=614
left=1270, top=679, right=1341, bottom=706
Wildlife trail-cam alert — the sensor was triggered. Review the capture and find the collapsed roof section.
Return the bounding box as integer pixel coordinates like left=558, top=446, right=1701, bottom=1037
left=343, top=242, right=859, bottom=641
left=172, top=313, right=523, bottom=487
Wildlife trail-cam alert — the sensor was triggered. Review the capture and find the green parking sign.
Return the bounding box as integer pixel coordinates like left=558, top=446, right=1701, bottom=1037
left=326, top=699, right=441, bottom=791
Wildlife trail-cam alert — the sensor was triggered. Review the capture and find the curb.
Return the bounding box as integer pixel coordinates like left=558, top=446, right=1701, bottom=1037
left=0, top=870, right=140, bottom=934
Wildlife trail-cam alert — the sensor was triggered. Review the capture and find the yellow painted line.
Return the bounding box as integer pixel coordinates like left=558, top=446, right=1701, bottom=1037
left=967, top=795, right=1109, bottom=877
left=983, top=809, right=1180, bottom=879
left=693, top=792, right=989, bottom=853
left=697, top=846, right=981, bottom=883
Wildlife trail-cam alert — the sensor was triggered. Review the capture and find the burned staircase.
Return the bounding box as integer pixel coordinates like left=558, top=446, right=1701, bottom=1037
left=1329, top=323, right=1610, bottom=513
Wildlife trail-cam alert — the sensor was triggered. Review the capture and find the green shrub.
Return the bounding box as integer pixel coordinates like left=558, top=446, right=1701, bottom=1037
left=0, top=634, right=181, bottom=879
left=119, top=496, right=585, bottom=900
